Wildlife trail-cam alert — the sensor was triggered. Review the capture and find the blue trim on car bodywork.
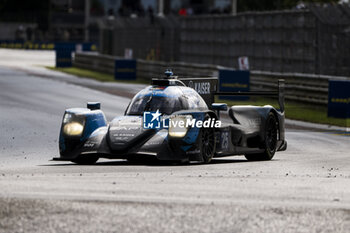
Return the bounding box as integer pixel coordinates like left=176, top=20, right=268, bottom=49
left=181, top=145, right=192, bottom=151
left=80, top=112, right=107, bottom=141
left=179, top=112, right=205, bottom=146
left=59, top=132, right=66, bottom=152
left=59, top=109, right=107, bottom=155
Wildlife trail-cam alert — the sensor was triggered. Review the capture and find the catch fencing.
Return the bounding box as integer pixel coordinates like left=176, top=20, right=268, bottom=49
left=180, top=5, right=350, bottom=76
left=100, top=16, right=180, bottom=62
left=180, top=10, right=318, bottom=74
left=100, top=4, right=350, bottom=77
left=74, top=52, right=350, bottom=105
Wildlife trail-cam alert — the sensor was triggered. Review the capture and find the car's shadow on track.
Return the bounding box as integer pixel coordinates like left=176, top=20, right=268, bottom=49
left=41, top=157, right=254, bottom=167
left=96, top=158, right=250, bottom=167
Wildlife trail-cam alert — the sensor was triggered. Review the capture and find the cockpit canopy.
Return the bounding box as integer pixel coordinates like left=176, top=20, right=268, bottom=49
left=126, top=85, right=208, bottom=115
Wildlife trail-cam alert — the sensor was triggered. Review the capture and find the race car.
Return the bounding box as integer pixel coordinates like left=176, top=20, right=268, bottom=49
left=53, top=70, right=287, bottom=164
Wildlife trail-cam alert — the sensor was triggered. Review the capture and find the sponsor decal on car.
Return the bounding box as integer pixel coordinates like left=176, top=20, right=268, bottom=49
left=188, top=81, right=211, bottom=94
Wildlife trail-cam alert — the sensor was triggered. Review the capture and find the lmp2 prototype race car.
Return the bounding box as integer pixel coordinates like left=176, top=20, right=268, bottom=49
left=54, top=70, right=287, bottom=164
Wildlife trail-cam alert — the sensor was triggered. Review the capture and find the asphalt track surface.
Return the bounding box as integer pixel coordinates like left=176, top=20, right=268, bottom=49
left=0, top=50, right=349, bottom=233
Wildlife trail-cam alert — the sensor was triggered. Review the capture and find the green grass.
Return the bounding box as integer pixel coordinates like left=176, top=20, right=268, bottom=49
left=47, top=66, right=349, bottom=127
left=46, top=66, right=149, bottom=84
left=216, top=97, right=349, bottom=128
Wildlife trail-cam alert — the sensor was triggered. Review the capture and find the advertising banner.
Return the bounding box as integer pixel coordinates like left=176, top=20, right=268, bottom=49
left=328, top=80, right=350, bottom=118
left=0, top=40, right=97, bottom=51
left=219, top=69, right=250, bottom=101
left=114, top=59, right=137, bottom=80
left=55, top=50, right=72, bottom=68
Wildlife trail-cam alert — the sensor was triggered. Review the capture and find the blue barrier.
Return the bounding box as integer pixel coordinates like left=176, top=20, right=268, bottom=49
left=54, top=42, right=97, bottom=68
left=55, top=42, right=74, bottom=67
left=55, top=43, right=76, bottom=68
left=219, top=69, right=250, bottom=101
left=56, top=50, right=73, bottom=68
left=328, top=80, right=350, bottom=118
left=0, top=40, right=97, bottom=51
left=114, top=59, right=137, bottom=80
left=0, top=40, right=55, bottom=50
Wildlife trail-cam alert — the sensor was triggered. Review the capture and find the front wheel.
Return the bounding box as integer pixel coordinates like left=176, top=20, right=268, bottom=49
left=245, top=112, right=278, bottom=161
left=72, top=155, right=99, bottom=165
left=199, top=126, right=216, bottom=164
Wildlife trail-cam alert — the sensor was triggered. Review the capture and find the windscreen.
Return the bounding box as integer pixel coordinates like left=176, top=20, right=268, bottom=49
left=126, top=95, right=183, bottom=115
left=126, top=86, right=208, bottom=116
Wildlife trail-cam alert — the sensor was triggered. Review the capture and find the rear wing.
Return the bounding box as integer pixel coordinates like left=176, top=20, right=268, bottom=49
left=180, top=78, right=285, bottom=113
left=214, top=79, right=285, bottom=113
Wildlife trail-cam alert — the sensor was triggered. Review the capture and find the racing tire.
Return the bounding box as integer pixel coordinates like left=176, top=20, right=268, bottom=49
left=71, top=155, right=99, bottom=165
left=245, top=112, right=278, bottom=161
left=198, top=122, right=216, bottom=164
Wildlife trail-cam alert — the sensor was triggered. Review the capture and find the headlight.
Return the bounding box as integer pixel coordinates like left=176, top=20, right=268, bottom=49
left=168, top=115, right=192, bottom=138
left=63, top=122, right=84, bottom=136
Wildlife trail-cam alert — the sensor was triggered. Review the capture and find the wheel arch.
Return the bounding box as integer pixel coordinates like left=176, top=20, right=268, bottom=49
left=204, top=110, right=218, bottom=120
left=268, top=108, right=283, bottom=141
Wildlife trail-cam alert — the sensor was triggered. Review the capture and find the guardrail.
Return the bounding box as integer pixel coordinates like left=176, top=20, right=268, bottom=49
left=73, top=52, right=350, bottom=105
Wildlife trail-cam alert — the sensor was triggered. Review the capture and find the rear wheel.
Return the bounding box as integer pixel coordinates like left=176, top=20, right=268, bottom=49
left=245, top=112, right=278, bottom=161
left=72, top=155, right=99, bottom=165
left=199, top=125, right=216, bottom=164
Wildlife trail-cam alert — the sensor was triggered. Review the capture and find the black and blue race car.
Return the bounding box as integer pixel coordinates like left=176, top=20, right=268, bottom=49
left=53, top=71, right=287, bottom=164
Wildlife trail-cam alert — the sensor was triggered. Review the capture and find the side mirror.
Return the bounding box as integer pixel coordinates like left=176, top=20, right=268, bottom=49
left=211, top=103, right=228, bottom=111
left=87, top=102, right=101, bottom=110
left=211, top=103, right=227, bottom=119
